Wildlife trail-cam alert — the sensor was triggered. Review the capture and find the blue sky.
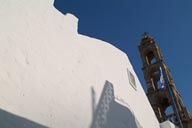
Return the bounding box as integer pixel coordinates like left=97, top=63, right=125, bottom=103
left=54, top=0, right=192, bottom=114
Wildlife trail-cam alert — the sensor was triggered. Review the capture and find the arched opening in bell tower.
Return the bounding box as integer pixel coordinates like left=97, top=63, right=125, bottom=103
left=146, top=51, right=157, bottom=65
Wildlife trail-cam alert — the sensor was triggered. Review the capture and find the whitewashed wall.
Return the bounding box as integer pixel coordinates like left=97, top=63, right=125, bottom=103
left=0, top=0, right=160, bottom=127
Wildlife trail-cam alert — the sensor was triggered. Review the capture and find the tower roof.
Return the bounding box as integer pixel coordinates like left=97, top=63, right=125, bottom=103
left=140, top=35, right=156, bottom=45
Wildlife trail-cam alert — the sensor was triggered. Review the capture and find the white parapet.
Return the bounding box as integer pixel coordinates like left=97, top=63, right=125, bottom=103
left=160, top=120, right=178, bottom=128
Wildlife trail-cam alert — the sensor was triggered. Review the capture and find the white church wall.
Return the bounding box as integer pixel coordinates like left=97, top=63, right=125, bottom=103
left=0, top=0, right=160, bottom=127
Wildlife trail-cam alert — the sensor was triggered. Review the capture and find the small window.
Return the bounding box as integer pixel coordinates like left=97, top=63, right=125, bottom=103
left=127, top=69, right=136, bottom=90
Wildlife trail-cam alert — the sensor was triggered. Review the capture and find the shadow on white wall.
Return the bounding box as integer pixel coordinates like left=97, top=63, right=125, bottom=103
left=90, top=81, right=142, bottom=128
left=0, top=109, right=48, bottom=128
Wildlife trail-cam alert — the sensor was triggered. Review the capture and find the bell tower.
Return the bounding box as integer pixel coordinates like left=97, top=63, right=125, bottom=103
left=138, top=34, right=192, bottom=127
